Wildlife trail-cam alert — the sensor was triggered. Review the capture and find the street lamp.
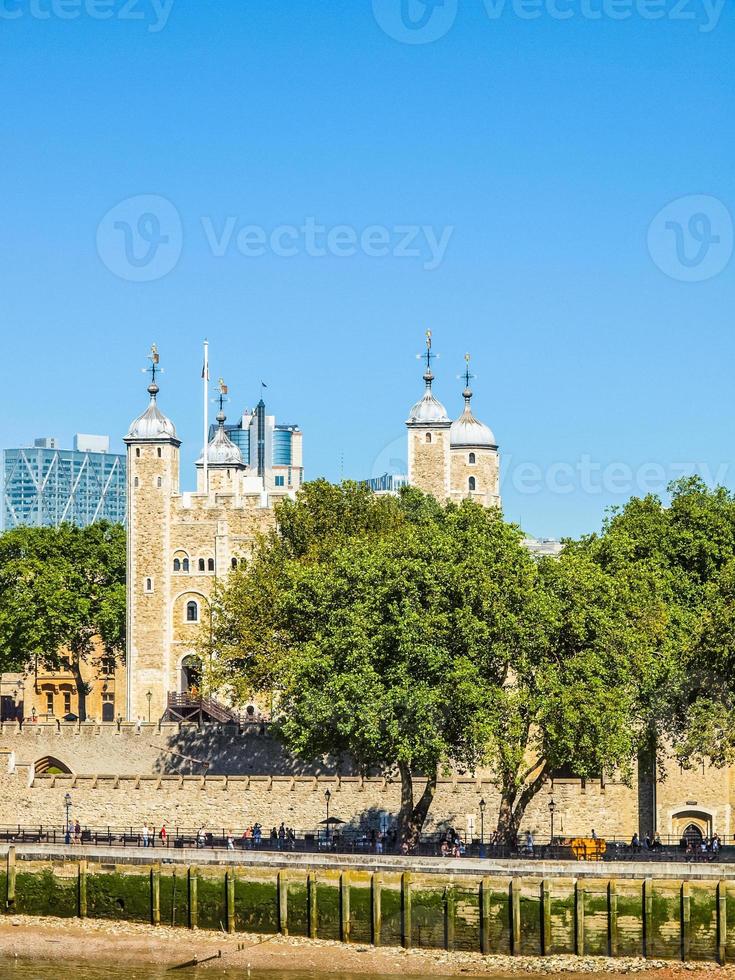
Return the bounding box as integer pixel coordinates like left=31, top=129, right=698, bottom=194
left=479, top=798, right=486, bottom=855
left=324, top=788, right=332, bottom=845
left=548, top=797, right=556, bottom=848
left=146, top=690, right=152, bottom=723
left=64, top=792, right=72, bottom=842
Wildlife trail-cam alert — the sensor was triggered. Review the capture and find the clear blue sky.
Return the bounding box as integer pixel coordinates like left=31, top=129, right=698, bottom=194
left=1, top=0, right=733, bottom=539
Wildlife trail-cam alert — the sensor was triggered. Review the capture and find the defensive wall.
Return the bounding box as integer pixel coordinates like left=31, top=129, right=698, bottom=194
left=2, top=844, right=735, bottom=962
left=8, top=721, right=731, bottom=840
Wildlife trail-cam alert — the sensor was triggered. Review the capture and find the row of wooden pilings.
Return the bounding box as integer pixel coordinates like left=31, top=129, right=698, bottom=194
left=3, top=848, right=731, bottom=962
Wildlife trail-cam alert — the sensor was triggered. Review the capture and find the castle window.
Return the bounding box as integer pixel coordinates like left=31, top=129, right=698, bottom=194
left=182, top=558, right=190, bottom=573
left=231, top=557, right=237, bottom=570
left=46, top=692, right=54, bottom=715
left=198, top=558, right=205, bottom=572
left=157, top=476, right=162, bottom=488
left=186, top=600, right=199, bottom=623
left=173, top=558, right=181, bottom=572
left=207, top=558, right=215, bottom=572
left=63, top=691, right=71, bottom=715
left=134, top=477, right=139, bottom=488
left=136, top=448, right=140, bottom=458
left=101, top=656, right=115, bottom=675
left=157, top=448, right=162, bottom=458
left=144, top=577, right=154, bottom=594
left=468, top=476, right=476, bottom=491
left=468, top=452, right=476, bottom=465
left=425, top=432, right=432, bottom=444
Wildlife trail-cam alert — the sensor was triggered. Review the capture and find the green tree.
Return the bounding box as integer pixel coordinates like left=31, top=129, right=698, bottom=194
left=210, top=481, right=658, bottom=842
left=0, top=522, right=126, bottom=720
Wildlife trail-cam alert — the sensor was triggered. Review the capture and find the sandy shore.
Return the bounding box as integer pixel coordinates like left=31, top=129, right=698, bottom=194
left=0, top=915, right=731, bottom=977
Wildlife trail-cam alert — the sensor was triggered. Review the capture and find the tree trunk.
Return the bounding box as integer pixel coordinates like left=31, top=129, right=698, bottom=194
left=397, top=762, right=438, bottom=851
left=71, top=656, right=87, bottom=722
left=496, top=762, right=550, bottom=843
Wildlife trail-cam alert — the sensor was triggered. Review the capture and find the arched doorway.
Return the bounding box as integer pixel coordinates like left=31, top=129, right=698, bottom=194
left=682, top=823, right=703, bottom=845
left=672, top=808, right=713, bottom=841
left=35, top=756, right=72, bottom=775
left=180, top=655, right=202, bottom=695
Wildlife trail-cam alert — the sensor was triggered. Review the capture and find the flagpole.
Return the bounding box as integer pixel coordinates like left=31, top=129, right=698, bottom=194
left=203, top=339, right=209, bottom=493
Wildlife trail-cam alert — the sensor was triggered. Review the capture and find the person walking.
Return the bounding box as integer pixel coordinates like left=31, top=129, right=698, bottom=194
left=227, top=832, right=235, bottom=851
left=142, top=822, right=150, bottom=848
left=159, top=823, right=167, bottom=846
left=74, top=820, right=81, bottom=845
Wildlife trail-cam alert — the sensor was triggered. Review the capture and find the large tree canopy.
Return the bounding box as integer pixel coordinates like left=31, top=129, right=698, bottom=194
left=0, top=521, right=126, bottom=720
left=209, top=480, right=657, bottom=841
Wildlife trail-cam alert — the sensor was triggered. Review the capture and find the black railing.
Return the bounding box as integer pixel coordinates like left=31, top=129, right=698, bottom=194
left=0, top=825, right=732, bottom=863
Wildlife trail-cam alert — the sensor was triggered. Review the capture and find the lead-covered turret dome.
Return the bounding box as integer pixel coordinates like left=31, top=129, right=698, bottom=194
left=450, top=386, right=497, bottom=449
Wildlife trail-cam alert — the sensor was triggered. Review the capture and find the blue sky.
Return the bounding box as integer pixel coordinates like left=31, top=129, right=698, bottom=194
left=0, top=0, right=733, bottom=538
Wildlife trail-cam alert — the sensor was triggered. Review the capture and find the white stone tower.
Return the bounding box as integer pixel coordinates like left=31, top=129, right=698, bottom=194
left=449, top=354, right=500, bottom=508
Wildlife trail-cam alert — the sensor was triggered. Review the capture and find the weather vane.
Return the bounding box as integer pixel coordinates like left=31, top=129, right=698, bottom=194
left=463, top=352, right=474, bottom=389
left=416, top=330, right=439, bottom=374
left=142, top=343, right=162, bottom=385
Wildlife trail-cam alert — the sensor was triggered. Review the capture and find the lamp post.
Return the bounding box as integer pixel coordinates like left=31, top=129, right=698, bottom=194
left=324, top=788, right=331, bottom=846
left=146, top=690, right=152, bottom=724
left=479, top=798, right=486, bottom=856
left=64, top=792, right=72, bottom=842
left=548, top=797, right=556, bottom=849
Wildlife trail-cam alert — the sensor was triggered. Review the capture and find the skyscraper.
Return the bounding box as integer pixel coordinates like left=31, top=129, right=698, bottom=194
left=2, top=434, right=126, bottom=530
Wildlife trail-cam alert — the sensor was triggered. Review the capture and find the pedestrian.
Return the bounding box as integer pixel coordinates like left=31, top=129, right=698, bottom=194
left=135, top=717, right=142, bottom=734
left=74, top=820, right=81, bottom=845
left=142, top=822, right=150, bottom=847
left=591, top=829, right=597, bottom=841
left=227, top=832, right=235, bottom=851
left=197, top=826, right=205, bottom=849
left=525, top=830, right=534, bottom=856
left=253, top=823, right=262, bottom=846
left=159, top=823, right=167, bottom=846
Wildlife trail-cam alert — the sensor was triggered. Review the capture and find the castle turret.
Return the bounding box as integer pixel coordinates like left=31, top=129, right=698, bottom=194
left=449, top=354, right=500, bottom=508
left=195, top=380, right=244, bottom=495
left=123, top=345, right=181, bottom=722
left=406, top=331, right=451, bottom=501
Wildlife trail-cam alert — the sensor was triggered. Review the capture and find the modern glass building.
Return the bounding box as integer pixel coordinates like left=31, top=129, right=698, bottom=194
left=209, top=399, right=304, bottom=490
left=2, top=435, right=126, bottom=530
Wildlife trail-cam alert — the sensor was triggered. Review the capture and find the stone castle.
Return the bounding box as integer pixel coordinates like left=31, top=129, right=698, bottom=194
left=0, top=338, right=729, bottom=846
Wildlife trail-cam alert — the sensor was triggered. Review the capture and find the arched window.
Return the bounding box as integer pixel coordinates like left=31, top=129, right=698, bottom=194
left=207, top=558, right=215, bottom=572
left=198, top=558, right=205, bottom=572
left=135, top=447, right=140, bottom=458
left=186, top=600, right=199, bottom=623
left=231, top=557, right=237, bottom=570
left=468, top=452, right=476, bottom=465
left=468, top=476, right=476, bottom=491
left=182, top=558, right=190, bottom=573
left=156, top=476, right=162, bottom=488
left=425, top=432, right=432, bottom=444
left=144, top=577, right=153, bottom=593
left=173, top=558, right=181, bottom=572
left=134, top=477, right=139, bottom=488
left=157, top=447, right=162, bottom=458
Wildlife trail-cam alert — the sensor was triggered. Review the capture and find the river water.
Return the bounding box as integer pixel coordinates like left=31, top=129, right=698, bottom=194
left=1, top=966, right=448, bottom=980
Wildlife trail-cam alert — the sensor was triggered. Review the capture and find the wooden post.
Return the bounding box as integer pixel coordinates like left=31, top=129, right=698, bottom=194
left=401, top=872, right=412, bottom=949
left=681, top=880, right=690, bottom=962
left=445, top=885, right=455, bottom=952
left=188, top=866, right=198, bottom=930
left=278, top=872, right=288, bottom=937
left=643, top=878, right=653, bottom=958
left=151, top=864, right=160, bottom=926
left=480, top=877, right=491, bottom=955
left=511, top=877, right=521, bottom=955
left=308, top=873, right=318, bottom=940
left=6, top=846, right=16, bottom=909
left=608, top=878, right=618, bottom=957
left=718, top=880, right=727, bottom=966
left=541, top=879, right=551, bottom=956
left=340, top=872, right=350, bottom=943
left=575, top=879, right=585, bottom=956
left=226, top=871, right=235, bottom=934
left=371, top=873, right=382, bottom=947
left=78, top=860, right=87, bottom=918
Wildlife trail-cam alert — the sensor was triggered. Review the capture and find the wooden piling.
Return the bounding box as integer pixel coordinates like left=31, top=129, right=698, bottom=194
left=643, top=878, right=653, bottom=959
left=480, top=877, right=491, bottom=955
left=718, top=880, right=727, bottom=965
left=608, top=878, right=618, bottom=957
left=278, top=871, right=288, bottom=936
left=78, top=860, right=87, bottom=918
left=226, top=870, right=235, bottom=934
left=401, top=872, right=412, bottom=949
left=445, top=885, right=455, bottom=952
left=151, top=864, right=160, bottom=926
left=308, top=872, right=318, bottom=939
left=511, top=877, right=521, bottom=955
left=541, top=879, right=551, bottom=955
left=574, top=879, right=585, bottom=956
left=371, top=873, right=382, bottom=947
left=188, top=866, right=198, bottom=930
left=6, top=846, right=16, bottom=909
left=340, top=872, right=350, bottom=943
left=681, top=880, right=691, bottom=962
